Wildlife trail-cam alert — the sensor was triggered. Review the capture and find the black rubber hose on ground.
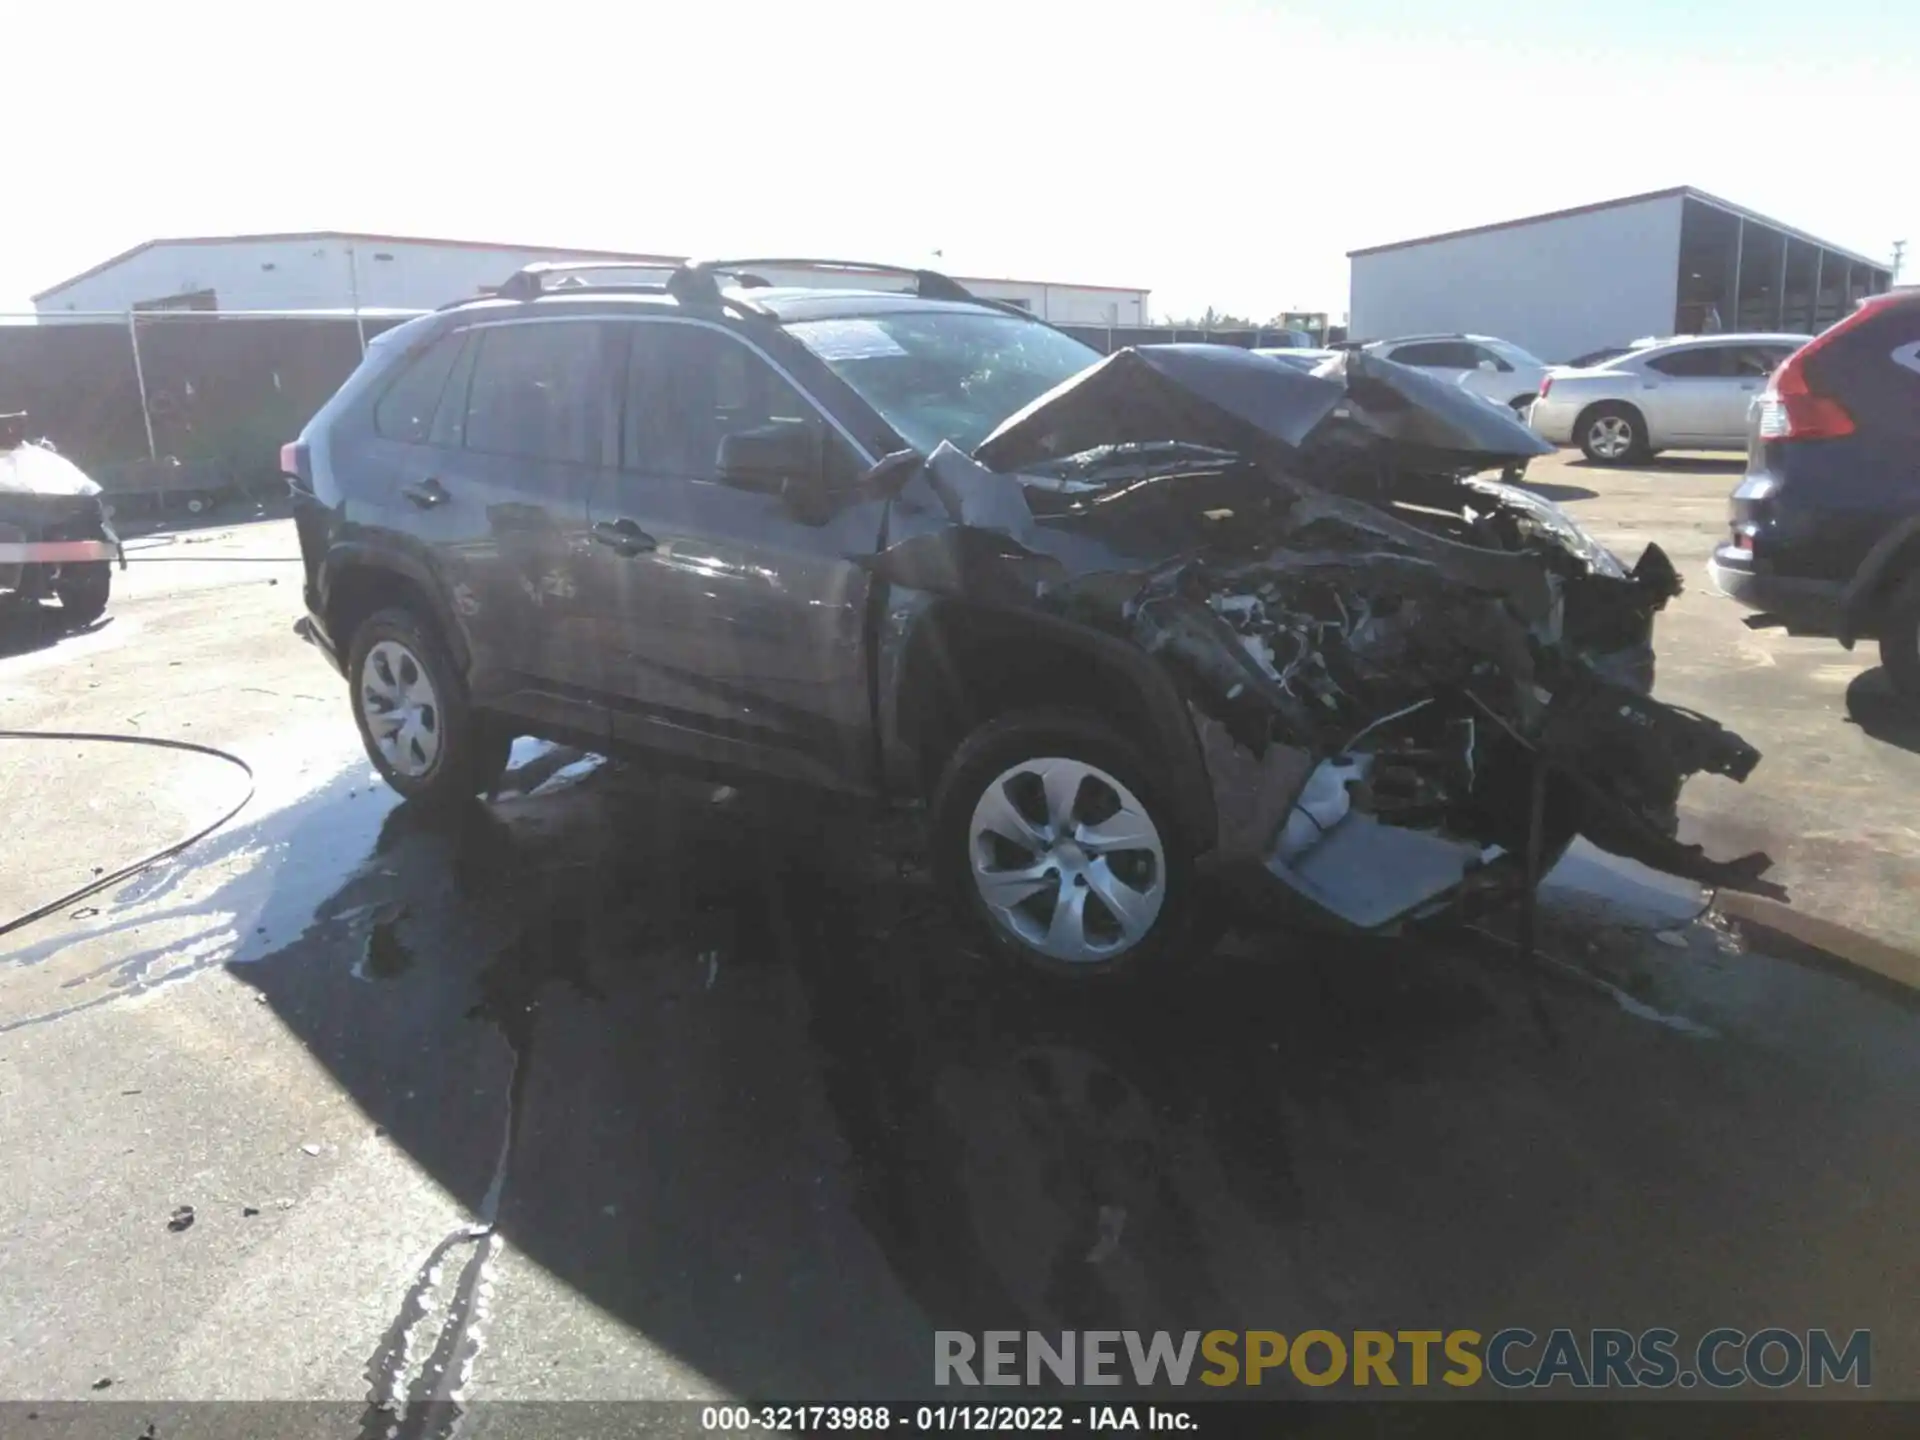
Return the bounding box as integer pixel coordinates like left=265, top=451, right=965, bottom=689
left=0, top=731, right=255, bottom=942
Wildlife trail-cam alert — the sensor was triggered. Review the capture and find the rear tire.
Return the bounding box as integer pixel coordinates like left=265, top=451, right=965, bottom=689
left=54, top=562, right=111, bottom=626
left=1878, top=573, right=1920, bottom=700
left=347, top=607, right=511, bottom=805
left=931, top=709, right=1194, bottom=980
left=1577, top=403, right=1648, bottom=465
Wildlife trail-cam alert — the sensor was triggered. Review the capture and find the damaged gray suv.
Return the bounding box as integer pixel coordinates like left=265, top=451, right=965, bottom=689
left=287, top=259, right=1781, bottom=977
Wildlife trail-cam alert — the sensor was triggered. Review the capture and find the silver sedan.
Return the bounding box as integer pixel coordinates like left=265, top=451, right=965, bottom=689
left=1529, top=333, right=1809, bottom=464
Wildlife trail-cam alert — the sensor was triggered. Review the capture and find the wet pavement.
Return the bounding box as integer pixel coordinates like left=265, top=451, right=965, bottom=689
left=3, top=475, right=1920, bottom=1407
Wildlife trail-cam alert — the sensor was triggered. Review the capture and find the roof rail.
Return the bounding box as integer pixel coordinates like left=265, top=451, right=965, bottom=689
left=493, top=260, right=681, bottom=303
left=680, top=258, right=977, bottom=302
left=482, top=256, right=982, bottom=315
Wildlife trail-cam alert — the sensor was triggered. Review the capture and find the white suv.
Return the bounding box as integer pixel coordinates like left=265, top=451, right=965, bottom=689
left=1528, top=332, right=1810, bottom=464
left=1362, top=335, right=1552, bottom=418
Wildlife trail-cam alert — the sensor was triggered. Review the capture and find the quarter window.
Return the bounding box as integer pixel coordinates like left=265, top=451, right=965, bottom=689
left=373, top=334, right=464, bottom=444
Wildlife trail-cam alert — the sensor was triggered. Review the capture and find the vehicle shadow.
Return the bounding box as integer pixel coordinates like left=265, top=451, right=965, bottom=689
left=1566, top=455, right=1745, bottom=475
left=1845, top=667, right=1920, bottom=754
left=0, top=604, right=111, bottom=660
left=212, top=758, right=1920, bottom=1402
left=1511, top=480, right=1599, bottom=503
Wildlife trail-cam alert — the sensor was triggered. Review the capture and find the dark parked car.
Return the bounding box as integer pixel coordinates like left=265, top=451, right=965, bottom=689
left=288, top=260, right=1777, bottom=977
left=1708, top=290, right=1920, bottom=696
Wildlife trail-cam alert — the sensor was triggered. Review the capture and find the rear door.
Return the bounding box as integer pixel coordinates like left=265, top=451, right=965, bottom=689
left=581, top=318, right=888, bottom=793
left=1640, top=344, right=1735, bottom=442
left=401, top=317, right=618, bottom=738
left=1714, top=343, right=1798, bottom=443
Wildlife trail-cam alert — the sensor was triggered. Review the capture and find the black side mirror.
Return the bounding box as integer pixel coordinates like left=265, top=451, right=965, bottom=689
left=716, top=423, right=823, bottom=495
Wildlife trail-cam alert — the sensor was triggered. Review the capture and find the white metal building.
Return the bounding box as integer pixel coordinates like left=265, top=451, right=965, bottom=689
left=31, top=232, right=1151, bottom=327
left=1347, top=187, right=1893, bottom=363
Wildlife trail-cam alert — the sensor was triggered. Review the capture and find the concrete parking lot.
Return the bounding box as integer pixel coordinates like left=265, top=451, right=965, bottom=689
left=2, top=454, right=1918, bottom=1408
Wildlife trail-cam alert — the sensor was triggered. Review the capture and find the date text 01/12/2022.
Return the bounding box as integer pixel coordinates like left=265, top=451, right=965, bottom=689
left=701, top=1405, right=1195, bottom=1432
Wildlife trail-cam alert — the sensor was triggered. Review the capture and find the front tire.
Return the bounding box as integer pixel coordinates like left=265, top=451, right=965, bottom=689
left=1577, top=403, right=1648, bottom=465
left=347, top=607, right=510, bottom=805
left=931, top=709, right=1193, bottom=979
left=1878, top=573, right=1920, bottom=701
left=54, top=562, right=111, bottom=626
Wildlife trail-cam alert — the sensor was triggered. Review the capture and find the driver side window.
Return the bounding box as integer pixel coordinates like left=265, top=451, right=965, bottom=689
left=621, top=324, right=860, bottom=486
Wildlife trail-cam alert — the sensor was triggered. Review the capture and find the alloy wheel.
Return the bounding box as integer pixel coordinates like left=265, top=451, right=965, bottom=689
left=1588, top=415, right=1635, bottom=460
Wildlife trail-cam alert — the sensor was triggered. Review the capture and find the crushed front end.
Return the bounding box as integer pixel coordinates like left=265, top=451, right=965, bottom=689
left=877, top=345, right=1781, bottom=932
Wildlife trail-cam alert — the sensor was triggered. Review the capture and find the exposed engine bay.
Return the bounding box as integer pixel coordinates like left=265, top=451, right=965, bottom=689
left=876, top=345, right=1782, bottom=931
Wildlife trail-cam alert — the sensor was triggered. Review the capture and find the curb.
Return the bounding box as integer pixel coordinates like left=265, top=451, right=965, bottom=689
left=1716, top=891, right=1920, bottom=1003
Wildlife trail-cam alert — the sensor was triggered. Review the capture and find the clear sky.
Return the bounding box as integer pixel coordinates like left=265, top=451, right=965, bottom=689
left=3, top=0, right=1910, bottom=321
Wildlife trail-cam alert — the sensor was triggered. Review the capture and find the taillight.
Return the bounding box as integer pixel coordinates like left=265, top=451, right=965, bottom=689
left=1758, top=360, right=1855, bottom=440
left=279, top=441, right=312, bottom=485
left=1539, top=376, right=1554, bottom=398
left=1753, top=293, right=1909, bottom=441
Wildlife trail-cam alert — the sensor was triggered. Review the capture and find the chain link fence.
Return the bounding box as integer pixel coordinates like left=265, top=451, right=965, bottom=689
left=0, top=311, right=414, bottom=508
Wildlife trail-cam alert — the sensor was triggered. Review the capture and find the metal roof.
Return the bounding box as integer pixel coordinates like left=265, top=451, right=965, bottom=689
left=1347, top=187, right=1888, bottom=272
left=33, top=231, right=1149, bottom=303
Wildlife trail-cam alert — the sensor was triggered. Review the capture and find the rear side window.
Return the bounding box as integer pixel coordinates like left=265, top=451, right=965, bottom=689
left=462, top=322, right=607, bottom=465
left=1729, top=345, right=1794, bottom=378
left=1645, top=347, right=1727, bottom=378
left=373, top=334, right=464, bottom=443
left=1390, top=341, right=1477, bottom=368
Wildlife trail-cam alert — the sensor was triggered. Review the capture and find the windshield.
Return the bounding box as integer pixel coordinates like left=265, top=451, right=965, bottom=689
left=787, top=311, right=1101, bottom=452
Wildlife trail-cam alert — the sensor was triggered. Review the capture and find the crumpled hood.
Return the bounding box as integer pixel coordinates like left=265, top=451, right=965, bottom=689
left=0, top=444, right=103, bottom=498
left=975, top=344, right=1553, bottom=477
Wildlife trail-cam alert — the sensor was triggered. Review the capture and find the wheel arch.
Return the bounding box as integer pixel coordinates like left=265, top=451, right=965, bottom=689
left=320, top=545, right=471, bottom=675
left=1573, top=396, right=1648, bottom=439
left=887, top=598, right=1217, bottom=853
left=1841, top=515, right=1920, bottom=643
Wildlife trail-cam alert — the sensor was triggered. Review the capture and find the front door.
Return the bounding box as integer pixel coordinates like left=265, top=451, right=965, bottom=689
left=579, top=319, right=886, bottom=793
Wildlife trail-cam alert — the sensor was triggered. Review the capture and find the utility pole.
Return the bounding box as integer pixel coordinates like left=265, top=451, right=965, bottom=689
left=346, top=244, right=367, bottom=356
left=126, top=310, right=158, bottom=461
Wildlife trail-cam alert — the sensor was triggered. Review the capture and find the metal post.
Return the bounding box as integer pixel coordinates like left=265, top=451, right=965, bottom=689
left=1811, top=248, right=1824, bottom=329
left=126, top=310, right=157, bottom=461
left=1776, top=238, right=1789, bottom=331
left=347, top=245, right=367, bottom=357
left=1728, top=218, right=1744, bottom=331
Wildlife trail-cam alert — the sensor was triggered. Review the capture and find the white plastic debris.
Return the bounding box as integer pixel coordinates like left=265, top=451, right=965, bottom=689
left=1275, top=756, right=1368, bottom=861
